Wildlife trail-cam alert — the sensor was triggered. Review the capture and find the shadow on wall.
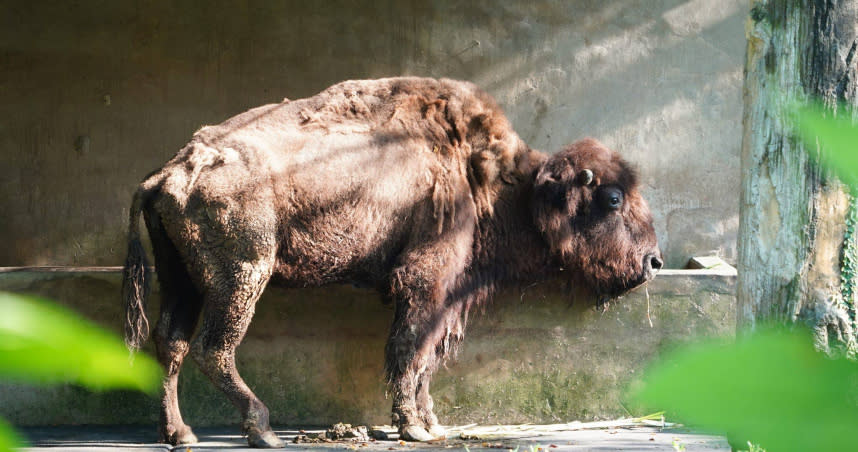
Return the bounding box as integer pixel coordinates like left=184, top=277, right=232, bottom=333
left=406, top=1, right=745, bottom=269
left=0, top=0, right=743, bottom=268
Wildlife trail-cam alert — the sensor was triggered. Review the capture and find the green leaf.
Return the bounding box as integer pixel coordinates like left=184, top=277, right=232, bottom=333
left=793, top=102, right=858, bottom=189
left=630, top=329, right=858, bottom=451
left=0, top=292, right=161, bottom=394
left=0, top=417, right=25, bottom=452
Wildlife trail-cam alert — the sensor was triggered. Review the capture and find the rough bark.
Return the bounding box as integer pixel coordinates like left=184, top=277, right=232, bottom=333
left=738, top=0, right=858, bottom=354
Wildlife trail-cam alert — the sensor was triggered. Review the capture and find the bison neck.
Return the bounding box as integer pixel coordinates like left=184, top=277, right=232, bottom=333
left=469, top=169, right=559, bottom=292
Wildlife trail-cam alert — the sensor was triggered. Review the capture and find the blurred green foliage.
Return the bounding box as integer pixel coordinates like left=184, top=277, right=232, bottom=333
left=632, top=103, right=858, bottom=451
left=630, top=329, right=858, bottom=451
left=0, top=420, right=22, bottom=452
left=794, top=103, right=858, bottom=188
left=796, top=103, right=858, bottom=320
left=0, top=292, right=161, bottom=451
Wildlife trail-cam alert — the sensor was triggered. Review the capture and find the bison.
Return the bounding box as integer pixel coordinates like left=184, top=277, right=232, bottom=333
left=122, top=77, right=661, bottom=448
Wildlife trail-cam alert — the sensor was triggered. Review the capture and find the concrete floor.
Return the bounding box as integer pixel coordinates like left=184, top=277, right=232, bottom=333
left=18, top=425, right=731, bottom=452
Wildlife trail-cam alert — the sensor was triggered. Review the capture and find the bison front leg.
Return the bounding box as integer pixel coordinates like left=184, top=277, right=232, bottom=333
left=415, top=371, right=437, bottom=429
left=414, top=301, right=466, bottom=440
left=384, top=245, right=471, bottom=441
left=386, top=299, right=465, bottom=441
left=416, top=370, right=447, bottom=438
left=385, top=300, right=437, bottom=441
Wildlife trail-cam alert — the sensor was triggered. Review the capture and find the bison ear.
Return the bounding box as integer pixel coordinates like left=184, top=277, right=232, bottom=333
left=535, top=157, right=574, bottom=185
left=534, top=158, right=576, bottom=209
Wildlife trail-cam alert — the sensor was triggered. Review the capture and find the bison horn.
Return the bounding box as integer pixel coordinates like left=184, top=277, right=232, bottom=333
left=579, top=169, right=594, bottom=186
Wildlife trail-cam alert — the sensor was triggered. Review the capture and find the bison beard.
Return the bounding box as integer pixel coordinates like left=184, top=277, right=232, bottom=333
left=122, top=77, right=661, bottom=448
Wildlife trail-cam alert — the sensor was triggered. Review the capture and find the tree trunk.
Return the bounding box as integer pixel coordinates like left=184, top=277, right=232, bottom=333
left=738, top=0, right=858, bottom=354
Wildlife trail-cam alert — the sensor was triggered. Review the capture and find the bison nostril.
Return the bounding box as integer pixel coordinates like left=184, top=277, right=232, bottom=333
left=648, top=255, right=663, bottom=271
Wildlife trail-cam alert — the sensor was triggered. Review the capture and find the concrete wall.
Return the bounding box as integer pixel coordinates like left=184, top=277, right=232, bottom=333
left=0, top=268, right=735, bottom=427
left=1, top=0, right=744, bottom=428
left=1, top=0, right=746, bottom=268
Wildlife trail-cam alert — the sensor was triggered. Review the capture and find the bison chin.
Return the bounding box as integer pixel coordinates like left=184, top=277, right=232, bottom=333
left=570, top=250, right=663, bottom=303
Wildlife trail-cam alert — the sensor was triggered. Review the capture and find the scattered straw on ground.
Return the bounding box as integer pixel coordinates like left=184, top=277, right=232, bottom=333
left=443, top=414, right=674, bottom=440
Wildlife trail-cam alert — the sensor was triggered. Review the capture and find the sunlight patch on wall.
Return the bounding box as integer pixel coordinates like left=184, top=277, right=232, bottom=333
left=662, top=0, right=743, bottom=37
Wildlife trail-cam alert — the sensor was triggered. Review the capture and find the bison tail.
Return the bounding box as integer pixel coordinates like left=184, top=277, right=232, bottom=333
left=122, top=187, right=151, bottom=351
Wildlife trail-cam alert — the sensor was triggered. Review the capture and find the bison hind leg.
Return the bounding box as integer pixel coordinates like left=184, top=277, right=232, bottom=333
left=145, top=212, right=204, bottom=446
left=189, top=255, right=283, bottom=448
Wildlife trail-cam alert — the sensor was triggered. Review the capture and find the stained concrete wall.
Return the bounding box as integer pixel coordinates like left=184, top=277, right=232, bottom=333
left=0, top=268, right=735, bottom=427
left=1, top=0, right=744, bottom=429
left=1, top=0, right=745, bottom=268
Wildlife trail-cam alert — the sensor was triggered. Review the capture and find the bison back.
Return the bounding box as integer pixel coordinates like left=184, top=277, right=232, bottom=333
left=145, top=77, right=530, bottom=287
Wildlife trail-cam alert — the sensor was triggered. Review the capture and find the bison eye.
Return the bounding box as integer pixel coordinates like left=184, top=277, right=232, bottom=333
left=598, top=186, right=624, bottom=211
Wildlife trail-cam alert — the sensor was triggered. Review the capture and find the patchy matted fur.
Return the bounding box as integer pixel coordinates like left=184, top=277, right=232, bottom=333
left=122, top=77, right=660, bottom=447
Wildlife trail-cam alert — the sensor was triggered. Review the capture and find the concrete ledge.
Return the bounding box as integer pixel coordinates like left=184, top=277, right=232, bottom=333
left=0, top=267, right=735, bottom=427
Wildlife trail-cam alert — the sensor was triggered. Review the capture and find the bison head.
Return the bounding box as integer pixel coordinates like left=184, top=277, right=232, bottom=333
left=532, top=138, right=662, bottom=297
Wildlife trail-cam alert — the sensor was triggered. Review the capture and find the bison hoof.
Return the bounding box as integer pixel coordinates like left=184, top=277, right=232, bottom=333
left=427, top=424, right=447, bottom=439
left=400, top=425, right=436, bottom=442
left=160, top=425, right=198, bottom=446
left=247, top=429, right=285, bottom=448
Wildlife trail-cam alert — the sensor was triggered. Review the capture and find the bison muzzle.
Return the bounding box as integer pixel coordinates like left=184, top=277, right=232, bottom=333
left=122, top=77, right=661, bottom=448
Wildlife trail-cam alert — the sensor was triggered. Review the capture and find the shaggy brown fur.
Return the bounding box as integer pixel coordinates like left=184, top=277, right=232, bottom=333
left=122, top=77, right=661, bottom=448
